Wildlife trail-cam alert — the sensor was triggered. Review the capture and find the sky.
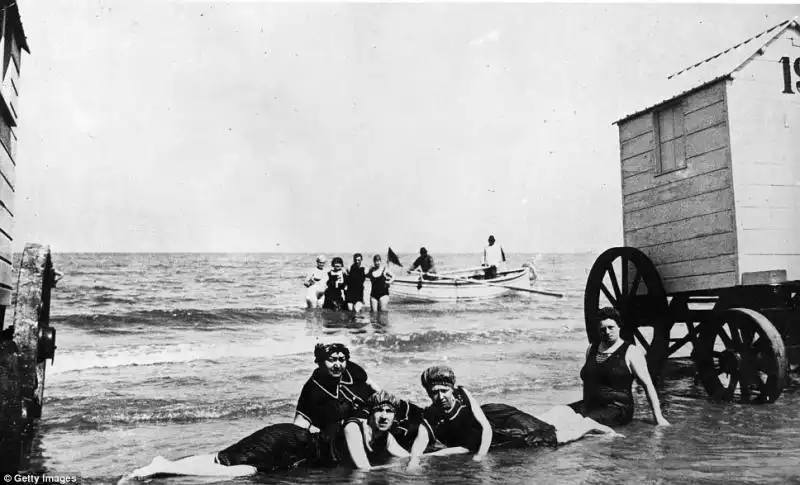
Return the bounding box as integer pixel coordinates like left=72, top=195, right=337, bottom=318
left=10, top=1, right=800, bottom=254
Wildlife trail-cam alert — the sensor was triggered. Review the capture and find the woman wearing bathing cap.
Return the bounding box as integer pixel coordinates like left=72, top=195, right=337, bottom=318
left=304, top=255, right=328, bottom=308
left=124, top=391, right=409, bottom=478
left=407, top=365, right=620, bottom=467
left=293, top=342, right=380, bottom=438
left=308, top=390, right=411, bottom=470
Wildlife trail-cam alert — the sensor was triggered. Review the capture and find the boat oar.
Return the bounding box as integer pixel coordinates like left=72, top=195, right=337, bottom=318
left=431, top=273, right=564, bottom=298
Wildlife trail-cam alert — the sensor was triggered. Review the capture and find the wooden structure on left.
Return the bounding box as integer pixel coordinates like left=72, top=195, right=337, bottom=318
left=0, top=3, right=58, bottom=474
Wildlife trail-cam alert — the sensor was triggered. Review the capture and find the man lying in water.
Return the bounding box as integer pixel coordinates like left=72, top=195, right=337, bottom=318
left=121, top=390, right=451, bottom=480
left=407, top=365, right=622, bottom=467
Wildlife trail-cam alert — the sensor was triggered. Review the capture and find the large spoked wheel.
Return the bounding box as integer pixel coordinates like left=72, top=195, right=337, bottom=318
left=696, top=308, right=787, bottom=403
left=584, top=247, right=671, bottom=377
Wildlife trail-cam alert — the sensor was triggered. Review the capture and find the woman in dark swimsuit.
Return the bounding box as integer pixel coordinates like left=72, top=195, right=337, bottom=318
left=124, top=392, right=413, bottom=478
left=124, top=343, right=382, bottom=480
left=322, top=257, right=347, bottom=311
left=345, top=253, right=367, bottom=312
left=407, top=365, right=620, bottom=468
left=313, top=391, right=412, bottom=470
left=293, top=342, right=379, bottom=434
left=367, top=254, right=394, bottom=312
left=570, top=307, right=669, bottom=426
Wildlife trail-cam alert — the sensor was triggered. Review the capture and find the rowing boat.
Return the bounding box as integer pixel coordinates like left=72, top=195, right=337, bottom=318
left=390, top=266, right=535, bottom=302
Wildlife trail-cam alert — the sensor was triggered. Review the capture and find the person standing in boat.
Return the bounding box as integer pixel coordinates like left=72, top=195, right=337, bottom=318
left=408, top=247, right=437, bottom=278
left=322, top=257, right=347, bottom=311
left=570, top=307, right=670, bottom=427
left=482, top=235, right=506, bottom=279
left=367, top=254, right=394, bottom=312
left=345, top=253, right=367, bottom=312
left=304, top=255, right=328, bottom=308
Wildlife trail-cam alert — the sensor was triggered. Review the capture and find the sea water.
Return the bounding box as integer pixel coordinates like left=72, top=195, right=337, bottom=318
left=21, top=253, right=800, bottom=484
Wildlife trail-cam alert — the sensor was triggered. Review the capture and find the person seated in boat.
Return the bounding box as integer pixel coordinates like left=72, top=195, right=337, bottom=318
left=304, top=255, right=328, bottom=308
left=482, top=235, right=506, bottom=279
left=345, top=253, right=367, bottom=312
left=294, top=342, right=380, bottom=436
left=570, top=307, right=670, bottom=427
left=367, top=254, right=394, bottom=312
left=406, top=365, right=621, bottom=468
left=322, top=257, right=347, bottom=311
left=408, top=247, right=437, bottom=279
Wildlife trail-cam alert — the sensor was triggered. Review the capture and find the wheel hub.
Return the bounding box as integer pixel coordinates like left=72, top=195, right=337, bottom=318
left=719, top=350, right=742, bottom=374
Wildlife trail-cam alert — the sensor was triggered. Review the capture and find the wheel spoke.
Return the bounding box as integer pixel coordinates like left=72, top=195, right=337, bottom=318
left=729, top=325, right=743, bottom=347
left=599, top=282, right=617, bottom=307
left=633, top=328, right=650, bottom=352
left=629, top=269, right=641, bottom=298
left=726, top=371, right=740, bottom=398
left=621, top=255, right=629, bottom=302
left=606, top=264, right=622, bottom=302
left=718, top=328, right=733, bottom=347
left=739, top=359, right=756, bottom=402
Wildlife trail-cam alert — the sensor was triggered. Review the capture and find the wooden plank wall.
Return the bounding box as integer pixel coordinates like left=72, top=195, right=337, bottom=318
left=726, top=26, right=800, bottom=283
left=0, top=121, right=13, bottom=306
left=0, top=14, right=19, bottom=307
left=618, top=81, right=737, bottom=294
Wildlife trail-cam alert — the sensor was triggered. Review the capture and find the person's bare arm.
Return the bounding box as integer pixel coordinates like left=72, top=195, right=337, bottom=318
left=407, top=424, right=430, bottom=469
left=344, top=422, right=372, bottom=470
left=628, top=346, right=670, bottom=426
left=459, top=387, right=492, bottom=459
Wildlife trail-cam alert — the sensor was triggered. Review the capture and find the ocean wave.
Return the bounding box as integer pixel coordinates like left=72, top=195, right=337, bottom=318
left=48, top=335, right=322, bottom=374
left=52, top=306, right=304, bottom=330
left=43, top=398, right=297, bottom=431
left=352, top=327, right=550, bottom=353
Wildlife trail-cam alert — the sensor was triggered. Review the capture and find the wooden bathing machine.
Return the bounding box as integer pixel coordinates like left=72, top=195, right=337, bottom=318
left=0, top=1, right=58, bottom=473
left=616, top=18, right=800, bottom=293
left=584, top=18, right=800, bottom=403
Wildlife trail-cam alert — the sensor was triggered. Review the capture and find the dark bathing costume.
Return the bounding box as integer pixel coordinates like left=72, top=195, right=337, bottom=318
left=216, top=361, right=373, bottom=472
left=296, top=361, right=373, bottom=431
left=345, top=264, right=367, bottom=304
left=422, top=387, right=557, bottom=452
left=570, top=342, right=634, bottom=426
left=322, top=269, right=346, bottom=310
left=216, top=361, right=429, bottom=472
left=215, top=418, right=394, bottom=472
left=368, top=267, right=390, bottom=299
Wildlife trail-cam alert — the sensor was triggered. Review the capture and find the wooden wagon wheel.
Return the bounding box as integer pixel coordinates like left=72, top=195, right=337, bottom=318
left=584, top=247, right=671, bottom=377
left=695, top=308, right=787, bottom=403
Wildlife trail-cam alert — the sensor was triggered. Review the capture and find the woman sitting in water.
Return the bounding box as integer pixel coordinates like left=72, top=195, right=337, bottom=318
left=407, top=365, right=621, bottom=467
left=293, top=342, right=380, bottom=434
left=367, top=254, right=394, bottom=312
left=122, top=391, right=429, bottom=479
left=570, top=307, right=669, bottom=427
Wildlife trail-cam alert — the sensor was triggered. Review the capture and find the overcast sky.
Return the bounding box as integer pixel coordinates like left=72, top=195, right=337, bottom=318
left=11, top=1, right=800, bottom=254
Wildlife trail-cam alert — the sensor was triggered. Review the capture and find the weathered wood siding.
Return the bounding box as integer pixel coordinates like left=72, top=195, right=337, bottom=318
left=0, top=10, right=23, bottom=306
left=726, top=26, right=800, bottom=283
left=618, top=81, right=737, bottom=294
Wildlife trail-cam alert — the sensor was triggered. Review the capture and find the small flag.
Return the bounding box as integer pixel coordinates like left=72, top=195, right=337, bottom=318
left=387, top=247, right=403, bottom=267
